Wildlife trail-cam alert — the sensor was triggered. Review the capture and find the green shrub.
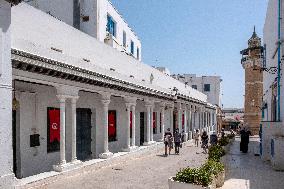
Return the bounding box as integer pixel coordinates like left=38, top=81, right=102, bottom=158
left=202, top=160, right=224, bottom=176
left=218, top=136, right=229, bottom=146
left=208, top=145, right=225, bottom=161
left=227, top=133, right=235, bottom=139
left=175, top=167, right=213, bottom=187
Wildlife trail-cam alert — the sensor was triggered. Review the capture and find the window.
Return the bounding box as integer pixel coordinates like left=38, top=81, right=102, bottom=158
left=153, top=112, right=157, bottom=134
left=192, top=85, right=197, bottom=90
left=123, top=31, right=126, bottom=47
left=108, top=110, right=117, bottom=142
left=137, top=47, right=140, bottom=60
left=107, top=15, right=116, bottom=37
left=47, top=107, right=60, bottom=153
left=130, top=41, right=134, bottom=55
left=204, top=84, right=210, bottom=92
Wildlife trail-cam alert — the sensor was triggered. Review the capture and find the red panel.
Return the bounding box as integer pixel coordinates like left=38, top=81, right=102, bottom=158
left=153, top=112, right=156, bottom=128
left=130, top=111, right=132, bottom=128
left=48, top=109, right=60, bottom=143
left=108, top=111, right=116, bottom=138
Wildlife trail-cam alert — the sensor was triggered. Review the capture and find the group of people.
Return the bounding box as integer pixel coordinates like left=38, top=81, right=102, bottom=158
left=164, top=128, right=218, bottom=156
left=193, top=129, right=218, bottom=153
left=164, top=128, right=185, bottom=156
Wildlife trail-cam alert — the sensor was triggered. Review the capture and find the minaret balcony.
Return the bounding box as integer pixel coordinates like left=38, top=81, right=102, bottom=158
left=241, top=56, right=263, bottom=69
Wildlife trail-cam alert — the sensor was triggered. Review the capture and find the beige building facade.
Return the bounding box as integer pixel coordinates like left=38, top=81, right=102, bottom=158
left=240, top=28, right=264, bottom=135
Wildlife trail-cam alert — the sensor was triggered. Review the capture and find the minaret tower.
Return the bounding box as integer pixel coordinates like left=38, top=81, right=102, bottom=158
left=240, top=27, right=264, bottom=135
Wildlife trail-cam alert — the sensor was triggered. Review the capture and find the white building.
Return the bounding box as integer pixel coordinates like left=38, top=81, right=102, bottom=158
left=172, top=74, right=222, bottom=107
left=25, top=0, right=142, bottom=60
left=261, top=0, right=284, bottom=171
left=0, top=2, right=217, bottom=187
left=223, top=108, right=244, bottom=121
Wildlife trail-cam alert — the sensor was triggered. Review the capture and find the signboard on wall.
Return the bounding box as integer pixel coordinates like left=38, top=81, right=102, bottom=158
left=47, top=108, right=60, bottom=152
left=108, top=110, right=117, bottom=142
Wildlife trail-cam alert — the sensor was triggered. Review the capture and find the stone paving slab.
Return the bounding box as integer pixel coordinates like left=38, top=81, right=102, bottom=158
left=221, top=137, right=284, bottom=189
left=25, top=141, right=207, bottom=189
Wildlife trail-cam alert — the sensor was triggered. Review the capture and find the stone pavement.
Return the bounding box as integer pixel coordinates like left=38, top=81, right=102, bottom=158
left=221, top=137, right=284, bottom=189
left=30, top=141, right=207, bottom=189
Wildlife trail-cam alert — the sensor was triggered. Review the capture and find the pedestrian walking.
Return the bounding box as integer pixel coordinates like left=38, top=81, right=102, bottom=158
left=164, top=128, right=172, bottom=156
left=193, top=129, right=200, bottom=147
left=201, top=131, right=209, bottom=153
left=240, top=125, right=251, bottom=153
left=174, top=128, right=181, bottom=154
left=210, top=131, right=218, bottom=146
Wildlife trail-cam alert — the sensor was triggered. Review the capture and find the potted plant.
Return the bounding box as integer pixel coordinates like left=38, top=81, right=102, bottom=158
left=169, top=167, right=216, bottom=189
left=202, top=161, right=225, bottom=188
left=208, top=145, right=225, bottom=162
left=218, top=137, right=230, bottom=153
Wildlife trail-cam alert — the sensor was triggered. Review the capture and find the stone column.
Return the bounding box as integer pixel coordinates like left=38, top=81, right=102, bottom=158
left=150, top=105, right=154, bottom=142
left=99, top=94, right=113, bottom=159
left=159, top=103, right=165, bottom=141
left=71, top=97, right=79, bottom=163
left=169, top=104, right=174, bottom=133
left=59, top=96, right=66, bottom=165
left=0, top=2, right=14, bottom=186
left=123, top=102, right=132, bottom=151
left=183, top=106, right=188, bottom=141
left=144, top=103, right=152, bottom=146
left=177, top=102, right=182, bottom=132
left=131, top=104, right=136, bottom=147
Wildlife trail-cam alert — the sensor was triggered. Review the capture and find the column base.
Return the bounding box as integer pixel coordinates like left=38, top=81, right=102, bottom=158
left=0, top=173, right=15, bottom=189
left=122, top=146, right=138, bottom=152
left=183, top=133, right=188, bottom=141
left=143, top=141, right=155, bottom=146
left=99, top=151, right=113, bottom=159
left=53, top=160, right=83, bottom=172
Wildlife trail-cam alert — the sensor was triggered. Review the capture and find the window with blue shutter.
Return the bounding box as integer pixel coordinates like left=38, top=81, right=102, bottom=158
left=107, top=15, right=116, bottom=37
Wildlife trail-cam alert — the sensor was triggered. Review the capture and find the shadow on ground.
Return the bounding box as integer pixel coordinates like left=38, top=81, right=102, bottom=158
left=222, top=137, right=284, bottom=189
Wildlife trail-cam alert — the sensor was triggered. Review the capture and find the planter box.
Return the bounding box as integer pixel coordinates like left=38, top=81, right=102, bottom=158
left=168, top=177, right=216, bottom=189
left=215, top=171, right=225, bottom=188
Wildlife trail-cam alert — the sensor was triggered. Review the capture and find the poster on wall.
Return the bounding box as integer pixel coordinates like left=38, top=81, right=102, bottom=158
left=108, top=110, right=117, bottom=142
left=47, top=108, right=60, bottom=152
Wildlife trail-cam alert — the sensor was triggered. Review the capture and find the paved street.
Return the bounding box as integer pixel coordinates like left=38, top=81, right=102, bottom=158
left=222, top=137, right=284, bottom=189
left=36, top=142, right=207, bottom=189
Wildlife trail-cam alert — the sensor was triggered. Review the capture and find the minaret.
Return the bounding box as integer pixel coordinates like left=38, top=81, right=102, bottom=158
left=240, top=27, right=264, bottom=135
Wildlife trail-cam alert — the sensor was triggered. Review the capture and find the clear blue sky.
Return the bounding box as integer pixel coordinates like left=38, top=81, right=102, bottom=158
left=110, top=0, right=268, bottom=108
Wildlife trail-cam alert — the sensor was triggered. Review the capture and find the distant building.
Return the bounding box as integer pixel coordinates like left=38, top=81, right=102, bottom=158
left=26, top=0, right=142, bottom=60
left=171, top=74, right=222, bottom=107
left=240, top=27, right=263, bottom=135
left=223, top=108, right=244, bottom=121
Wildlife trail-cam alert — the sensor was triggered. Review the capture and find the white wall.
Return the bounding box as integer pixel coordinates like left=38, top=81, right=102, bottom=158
left=177, top=75, right=221, bottom=106
left=263, top=0, right=284, bottom=121
left=97, top=0, right=142, bottom=60
left=26, top=0, right=142, bottom=60
left=26, top=0, right=74, bottom=27
left=0, top=0, right=13, bottom=185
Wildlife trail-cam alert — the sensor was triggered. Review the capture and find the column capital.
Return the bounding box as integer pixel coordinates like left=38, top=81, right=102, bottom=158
left=100, top=92, right=111, bottom=101
left=124, top=96, right=137, bottom=104
left=56, top=95, right=67, bottom=102
left=70, top=96, right=79, bottom=104
left=159, top=102, right=166, bottom=108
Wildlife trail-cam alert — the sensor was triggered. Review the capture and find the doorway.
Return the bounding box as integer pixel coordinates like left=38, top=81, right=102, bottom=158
left=140, top=112, right=145, bottom=145
left=76, top=108, right=92, bottom=161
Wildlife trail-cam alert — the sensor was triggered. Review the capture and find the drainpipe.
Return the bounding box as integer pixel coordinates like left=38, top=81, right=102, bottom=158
left=277, top=0, right=281, bottom=122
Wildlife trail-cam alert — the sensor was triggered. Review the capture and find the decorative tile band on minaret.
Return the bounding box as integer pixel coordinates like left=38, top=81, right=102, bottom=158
left=240, top=27, right=264, bottom=135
